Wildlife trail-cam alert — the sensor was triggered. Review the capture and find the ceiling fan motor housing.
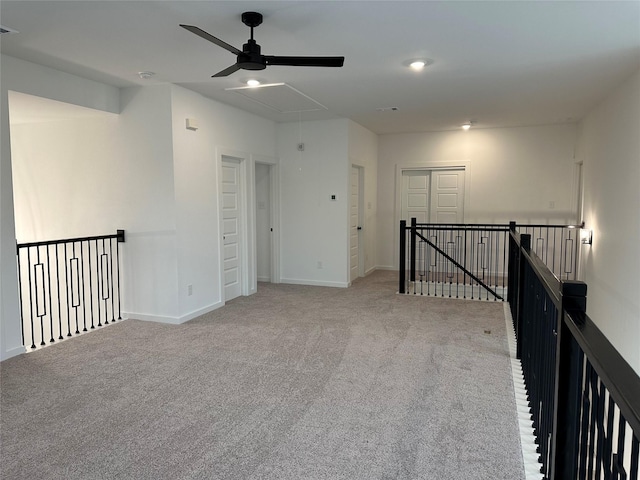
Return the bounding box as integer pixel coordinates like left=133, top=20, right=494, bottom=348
left=239, top=39, right=266, bottom=70
left=241, top=12, right=263, bottom=28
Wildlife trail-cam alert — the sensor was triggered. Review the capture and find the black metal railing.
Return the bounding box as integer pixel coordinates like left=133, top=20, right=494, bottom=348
left=516, top=222, right=582, bottom=282
left=16, top=230, right=125, bottom=349
left=508, top=228, right=639, bottom=480
left=399, top=219, right=582, bottom=300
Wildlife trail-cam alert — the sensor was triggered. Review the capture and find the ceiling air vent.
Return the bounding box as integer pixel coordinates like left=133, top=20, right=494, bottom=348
left=0, top=25, right=19, bottom=34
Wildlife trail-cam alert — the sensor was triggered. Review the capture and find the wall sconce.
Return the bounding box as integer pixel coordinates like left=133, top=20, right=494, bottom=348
left=581, top=228, right=593, bottom=245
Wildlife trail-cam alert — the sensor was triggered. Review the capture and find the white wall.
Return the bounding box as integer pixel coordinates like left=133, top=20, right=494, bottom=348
left=255, top=163, right=271, bottom=282
left=277, top=118, right=350, bottom=287
left=1, top=55, right=120, bottom=360
left=169, top=85, right=276, bottom=321
left=116, top=85, right=179, bottom=321
left=9, top=84, right=181, bottom=323
left=576, top=68, right=640, bottom=374
left=377, top=124, right=578, bottom=269
left=348, top=120, right=378, bottom=276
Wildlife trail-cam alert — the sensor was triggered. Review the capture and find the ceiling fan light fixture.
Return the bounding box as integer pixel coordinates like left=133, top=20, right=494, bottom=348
left=246, top=79, right=261, bottom=87
left=410, top=60, right=426, bottom=70
left=462, top=122, right=473, bottom=130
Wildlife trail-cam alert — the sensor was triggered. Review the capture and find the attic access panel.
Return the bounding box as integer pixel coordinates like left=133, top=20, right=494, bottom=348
left=225, top=83, right=327, bottom=113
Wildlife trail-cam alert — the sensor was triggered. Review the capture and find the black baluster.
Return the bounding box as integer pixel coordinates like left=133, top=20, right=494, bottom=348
left=27, top=247, right=36, bottom=348
left=116, top=235, right=122, bottom=320
left=73, top=242, right=80, bottom=335
left=88, top=240, right=95, bottom=329
left=35, top=246, right=45, bottom=346
left=109, top=238, right=116, bottom=322
left=65, top=243, right=72, bottom=337
left=578, top=370, right=591, bottom=480
left=17, top=246, right=25, bottom=347
left=55, top=244, right=63, bottom=340
left=95, top=238, right=102, bottom=327
left=603, top=396, right=616, bottom=478
left=46, top=245, right=54, bottom=343
left=399, top=220, right=406, bottom=294
left=80, top=241, right=88, bottom=332
left=101, top=238, right=109, bottom=325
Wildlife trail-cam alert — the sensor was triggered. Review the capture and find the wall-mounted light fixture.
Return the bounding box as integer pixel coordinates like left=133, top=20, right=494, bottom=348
left=580, top=228, right=593, bottom=245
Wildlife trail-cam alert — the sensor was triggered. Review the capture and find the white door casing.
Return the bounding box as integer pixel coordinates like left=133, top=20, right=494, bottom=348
left=255, top=163, right=271, bottom=283
left=221, top=157, right=242, bottom=301
left=350, top=166, right=362, bottom=282
left=252, top=155, right=280, bottom=285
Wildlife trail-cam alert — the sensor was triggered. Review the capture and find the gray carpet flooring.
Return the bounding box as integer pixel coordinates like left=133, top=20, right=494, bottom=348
left=0, top=271, right=525, bottom=480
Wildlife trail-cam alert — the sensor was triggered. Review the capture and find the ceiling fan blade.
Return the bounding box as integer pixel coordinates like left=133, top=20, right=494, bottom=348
left=212, top=63, right=242, bottom=78
left=265, top=56, right=345, bottom=67
left=180, top=24, right=241, bottom=55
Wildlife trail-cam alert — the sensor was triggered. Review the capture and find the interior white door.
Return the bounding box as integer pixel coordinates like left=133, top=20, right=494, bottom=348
left=401, top=171, right=430, bottom=223
left=430, top=169, right=465, bottom=223
left=350, top=166, right=360, bottom=282
left=221, top=158, right=242, bottom=301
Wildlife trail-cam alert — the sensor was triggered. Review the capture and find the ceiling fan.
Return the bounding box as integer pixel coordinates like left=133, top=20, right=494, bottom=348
left=180, top=11, right=345, bottom=78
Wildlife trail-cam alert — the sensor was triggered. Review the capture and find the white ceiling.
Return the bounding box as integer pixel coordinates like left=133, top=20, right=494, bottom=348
left=1, top=1, right=639, bottom=134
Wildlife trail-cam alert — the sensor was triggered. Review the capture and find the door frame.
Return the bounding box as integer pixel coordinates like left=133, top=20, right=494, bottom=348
left=350, top=164, right=365, bottom=282
left=394, top=160, right=471, bottom=270
left=217, top=148, right=249, bottom=303
left=253, top=155, right=280, bottom=285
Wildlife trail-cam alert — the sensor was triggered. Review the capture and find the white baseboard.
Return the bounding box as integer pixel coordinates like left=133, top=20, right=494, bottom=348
left=1, top=345, right=27, bottom=361
left=504, top=303, right=544, bottom=480
left=364, top=266, right=379, bottom=276
left=179, top=301, right=224, bottom=323
left=375, top=265, right=398, bottom=271
left=257, top=276, right=270, bottom=282
left=123, top=312, right=181, bottom=324
left=280, top=278, right=349, bottom=288
left=124, top=301, right=223, bottom=325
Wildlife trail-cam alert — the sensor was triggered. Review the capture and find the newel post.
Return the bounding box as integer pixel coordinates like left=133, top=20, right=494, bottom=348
left=410, top=217, right=417, bottom=284
left=550, top=281, right=587, bottom=480
left=399, top=220, right=406, bottom=294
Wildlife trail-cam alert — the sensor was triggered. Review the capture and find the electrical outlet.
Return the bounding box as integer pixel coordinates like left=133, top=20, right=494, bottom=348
left=188, top=284, right=193, bottom=296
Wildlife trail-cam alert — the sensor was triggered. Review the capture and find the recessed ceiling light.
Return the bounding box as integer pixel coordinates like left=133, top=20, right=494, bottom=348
left=246, top=79, right=261, bottom=87
left=138, top=71, right=155, bottom=80
left=404, top=58, right=433, bottom=71
left=462, top=122, right=473, bottom=130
